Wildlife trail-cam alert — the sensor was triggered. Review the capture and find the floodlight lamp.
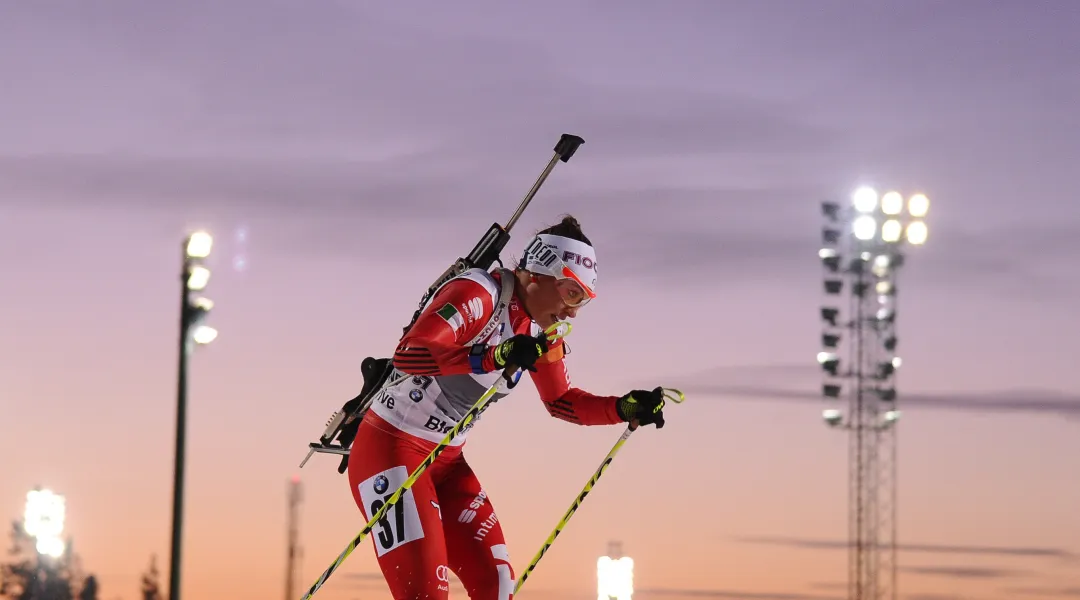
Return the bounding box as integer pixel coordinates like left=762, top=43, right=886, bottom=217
left=871, top=254, right=891, bottom=277
left=820, top=307, right=839, bottom=326
left=823, top=409, right=843, bottom=427
left=891, top=356, right=902, bottom=369
left=823, top=384, right=841, bottom=398
left=192, top=325, right=218, bottom=345
left=881, top=191, right=903, bottom=215
left=823, top=228, right=841, bottom=245
left=852, top=186, right=878, bottom=213
left=819, top=248, right=840, bottom=272
left=24, top=489, right=66, bottom=540
left=187, top=265, right=211, bottom=291
left=853, top=215, right=876, bottom=241
left=876, top=281, right=893, bottom=295
left=821, top=358, right=840, bottom=376
left=878, top=362, right=895, bottom=378
left=192, top=297, right=214, bottom=312
left=822, top=201, right=840, bottom=220
left=876, top=307, right=894, bottom=322
left=817, top=351, right=836, bottom=364
left=884, top=410, right=900, bottom=423
left=883, top=336, right=897, bottom=351
left=879, top=388, right=897, bottom=402
left=853, top=282, right=870, bottom=298
left=906, top=221, right=928, bottom=245
left=908, top=193, right=929, bottom=217
left=185, top=231, right=213, bottom=259
left=597, top=555, right=634, bottom=600
left=881, top=219, right=902, bottom=243
left=825, top=279, right=842, bottom=294
left=37, top=536, right=65, bottom=558
left=822, top=333, right=840, bottom=348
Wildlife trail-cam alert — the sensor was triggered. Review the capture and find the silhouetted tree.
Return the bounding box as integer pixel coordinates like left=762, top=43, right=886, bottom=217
left=139, top=556, right=162, bottom=600
left=0, top=519, right=97, bottom=600
left=76, top=576, right=97, bottom=600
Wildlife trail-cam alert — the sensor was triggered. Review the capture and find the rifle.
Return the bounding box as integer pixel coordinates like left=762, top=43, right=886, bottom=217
left=298, top=133, right=585, bottom=473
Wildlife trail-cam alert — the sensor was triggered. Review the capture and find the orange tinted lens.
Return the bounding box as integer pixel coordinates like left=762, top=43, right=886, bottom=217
left=556, top=279, right=591, bottom=307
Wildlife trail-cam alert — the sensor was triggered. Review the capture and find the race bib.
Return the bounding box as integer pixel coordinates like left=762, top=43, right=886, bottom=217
left=356, top=465, right=426, bottom=556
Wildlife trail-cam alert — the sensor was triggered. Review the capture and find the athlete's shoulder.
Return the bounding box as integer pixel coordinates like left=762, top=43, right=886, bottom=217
left=424, top=270, right=501, bottom=339
left=456, top=267, right=502, bottom=295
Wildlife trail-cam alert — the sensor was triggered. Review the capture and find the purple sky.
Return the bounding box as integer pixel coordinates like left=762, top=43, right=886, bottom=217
left=2, top=2, right=1079, bottom=599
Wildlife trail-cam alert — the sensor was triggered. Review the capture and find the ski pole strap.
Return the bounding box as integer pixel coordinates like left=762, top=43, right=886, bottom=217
left=468, top=343, right=487, bottom=374
left=513, top=387, right=685, bottom=595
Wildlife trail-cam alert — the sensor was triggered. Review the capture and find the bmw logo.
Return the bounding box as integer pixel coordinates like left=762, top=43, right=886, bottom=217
left=373, top=475, right=389, bottom=494
left=409, top=389, right=424, bottom=402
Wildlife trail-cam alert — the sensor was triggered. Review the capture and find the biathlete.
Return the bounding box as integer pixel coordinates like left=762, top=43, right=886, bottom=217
left=346, top=215, right=669, bottom=599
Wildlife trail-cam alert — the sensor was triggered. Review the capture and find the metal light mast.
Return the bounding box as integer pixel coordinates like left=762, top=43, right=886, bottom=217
left=285, top=475, right=303, bottom=600
left=818, top=187, right=929, bottom=600
left=169, top=230, right=218, bottom=600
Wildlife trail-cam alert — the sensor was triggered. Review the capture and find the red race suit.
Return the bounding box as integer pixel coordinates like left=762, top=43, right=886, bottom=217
left=347, top=267, right=623, bottom=600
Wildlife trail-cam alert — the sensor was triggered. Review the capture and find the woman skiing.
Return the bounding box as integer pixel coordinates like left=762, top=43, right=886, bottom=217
left=346, top=214, right=669, bottom=600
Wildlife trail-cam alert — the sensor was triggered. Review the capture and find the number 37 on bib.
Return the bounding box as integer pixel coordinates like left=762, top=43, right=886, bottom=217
left=357, top=466, right=426, bottom=556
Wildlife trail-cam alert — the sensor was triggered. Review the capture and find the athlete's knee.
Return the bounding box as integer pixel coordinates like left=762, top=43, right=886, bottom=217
left=463, top=543, right=515, bottom=600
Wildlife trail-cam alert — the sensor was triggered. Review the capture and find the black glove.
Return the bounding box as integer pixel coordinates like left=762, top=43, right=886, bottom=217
left=615, top=387, right=667, bottom=428
left=490, top=333, right=548, bottom=372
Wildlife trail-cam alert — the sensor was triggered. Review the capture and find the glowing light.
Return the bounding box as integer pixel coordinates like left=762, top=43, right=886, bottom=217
left=908, top=193, right=929, bottom=217
left=24, top=489, right=66, bottom=558
left=853, top=215, right=876, bottom=241
left=906, top=221, right=928, bottom=245
left=193, top=325, right=218, bottom=345
left=185, top=231, right=213, bottom=259
left=881, top=219, right=902, bottom=243
left=823, top=409, right=843, bottom=426
left=598, top=555, right=634, bottom=600
left=881, top=191, right=903, bottom=215
left=187, top=265, right=210, bottom=291
left=852, top=187, right=878, bottom=213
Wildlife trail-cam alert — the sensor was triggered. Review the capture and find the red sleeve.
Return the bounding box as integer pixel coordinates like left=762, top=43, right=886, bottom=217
left=528, top=340, right=623, bottom=426
left=393, top=278, right=499, bottom=376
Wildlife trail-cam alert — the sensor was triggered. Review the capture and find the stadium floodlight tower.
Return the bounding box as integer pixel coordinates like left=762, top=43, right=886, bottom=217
left=168, top=229, right=218, bottom=600
left=818, top=187, right=928, bottom=600
left=597, top=540, right=633, bottom=600
left=23, top=488, right=66, bottom=559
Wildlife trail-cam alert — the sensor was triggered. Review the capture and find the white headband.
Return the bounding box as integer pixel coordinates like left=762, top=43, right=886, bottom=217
left=519, top=233, right=598, bottom=296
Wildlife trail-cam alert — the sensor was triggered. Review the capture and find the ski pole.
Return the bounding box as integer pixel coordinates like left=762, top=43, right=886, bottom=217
left=513, top=388, right=686, bottom=595
left=300, top=321, right=572, bottom=600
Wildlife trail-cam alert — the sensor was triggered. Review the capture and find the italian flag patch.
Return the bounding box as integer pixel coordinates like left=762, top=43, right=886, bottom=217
left=436, top=303, right=464, bottom=331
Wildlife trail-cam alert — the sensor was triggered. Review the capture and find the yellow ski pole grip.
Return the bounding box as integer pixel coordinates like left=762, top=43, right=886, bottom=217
left=501, top=321, right=572, bottom=388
